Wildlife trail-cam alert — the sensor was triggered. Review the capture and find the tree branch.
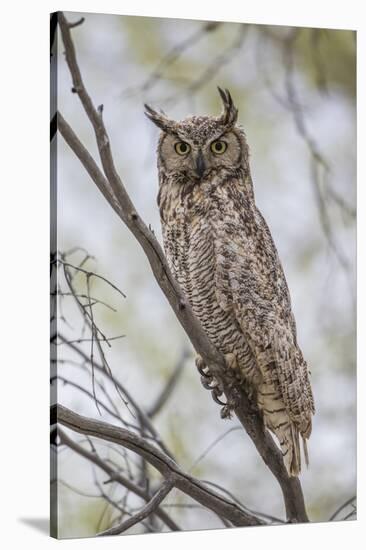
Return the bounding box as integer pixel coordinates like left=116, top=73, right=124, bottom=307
left=98, top=479, right=174, bottom=535
left=166, top=24, right=248, bottom=105
left=58, top=332, right=175, bottom=459
left=329, top=496, right=356, bottom=521
left=57, top=11, right=309, bottom=523
left=57, top=426, right=180, bottom=531
left=121, top=21, right=222, bottom=98
left=57, top=404, right=264, bottom=527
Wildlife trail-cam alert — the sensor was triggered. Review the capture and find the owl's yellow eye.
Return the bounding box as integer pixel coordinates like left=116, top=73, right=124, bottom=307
left=210, top=140, right=227, bottom=154
left=174, top=141, right=191, bottom=155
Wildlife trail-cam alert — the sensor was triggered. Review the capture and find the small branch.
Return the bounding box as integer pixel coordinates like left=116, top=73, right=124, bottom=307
left=54, top=254, right=137, bottom=420
left=59, top=334, right=175, bottom=459
left=52, top=376, right=121, bottom=423
left=281, top=31, right=354, bottom=285
left=58, top=426, right=180, bottom=531
left=189, top=427, right=241, bottom=471
left=58, top=404, right=265, bottom=527
left=52, top=291, right=117, bottom=312
left=200, top=479, right=284, bottom=524
left=184, top=25, right=248, bottom=95
left=121, top=21, right=222, bottom=98
left=342, top=508, right=356, bottom=521
left=68, top=17, right=85, bottom=29
left=57, top=335, right=125, bottom=345
left=98, top=479, right=174, bottom=535
left=154, top=24, right=248, bottom=107
left=329, top=496, right=356, bottom=521
left=54, top=258, right=127, bottom=299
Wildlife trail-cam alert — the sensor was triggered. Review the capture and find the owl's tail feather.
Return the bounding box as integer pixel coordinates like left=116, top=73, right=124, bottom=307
left=258, top=380, right=312, bottom=476
left=283, top=424, right=311, bottom=477
left=289, top=424, right=301, bottom=476
left=302, top=437, right=309, bottom=468
left=259, top=388, right=303, bottom=476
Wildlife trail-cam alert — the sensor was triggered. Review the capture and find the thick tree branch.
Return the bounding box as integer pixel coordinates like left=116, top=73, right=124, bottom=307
left=58, top=404, right=264, bottom=527
left=57, top=11, right=309, bottom=523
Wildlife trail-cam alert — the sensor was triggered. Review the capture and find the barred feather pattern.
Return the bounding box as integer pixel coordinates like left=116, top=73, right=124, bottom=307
left=152, top=104, right=315, bottom=477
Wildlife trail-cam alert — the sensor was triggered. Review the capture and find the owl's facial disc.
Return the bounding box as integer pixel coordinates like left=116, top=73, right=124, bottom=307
left=159, top=128, right=243, bottom=182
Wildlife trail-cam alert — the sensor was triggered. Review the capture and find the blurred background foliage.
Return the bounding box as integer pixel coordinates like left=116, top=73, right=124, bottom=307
left=54, top=11, right=356, bottom=538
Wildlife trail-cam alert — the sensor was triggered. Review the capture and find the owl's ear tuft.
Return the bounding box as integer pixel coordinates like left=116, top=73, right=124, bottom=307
left=217, top=87, right=238, bottom=128
left=144, top=104, right=175, bottom=132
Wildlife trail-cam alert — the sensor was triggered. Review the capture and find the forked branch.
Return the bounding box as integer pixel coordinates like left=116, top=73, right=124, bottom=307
left=57, top=426, right=180, bottom=531
left=58, top=404, right=264, bottom=528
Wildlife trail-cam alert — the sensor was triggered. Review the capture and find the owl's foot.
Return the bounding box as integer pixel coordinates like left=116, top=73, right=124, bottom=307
left=219, top=353, right=242, bottom=418
left=220, top=388, right=241, bottom=419
left=195, top=355, right=225, bottom=406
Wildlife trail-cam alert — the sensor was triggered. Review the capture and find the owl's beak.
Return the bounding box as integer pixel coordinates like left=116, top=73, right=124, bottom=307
left=195, top=150, right=206, bottom=178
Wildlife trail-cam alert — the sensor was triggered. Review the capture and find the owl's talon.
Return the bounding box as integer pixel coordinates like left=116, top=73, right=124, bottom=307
left=200, top=376, right=214, bottom=390
left=196, top=355, right=210, bottom=378
left=201, top=376, right=223, bottom=393
left=212, top=391, right=226, bottom=406
left=195, top=355, right=230, bottom=412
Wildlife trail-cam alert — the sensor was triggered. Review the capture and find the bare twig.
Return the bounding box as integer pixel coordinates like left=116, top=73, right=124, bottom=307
left=58, top=333, right=175, bottom=459
left=57, top=335, right=125, bottom=345
left=122, top=21, right=222, bottom=98
left=187, top=25, right=248, bottom=94
left=329, top=496, right=356, bottom=521
left=189, top=427, right=242, bottom=472
left=55, top=258, right=126, bottom=299
left=93, top=475, right=157, bottom=533
left=98, top=479, right=174, bottom=535
left=257, top=27, right=355, bottom=283
left=67, top=16, right=85, bottom=29
left=52, top=291, right=117, bottom=312
left=58, top=478, right=101, bottom=499
left=281, top=30, right=355, bottom=287
left=58, top=426, right=180, bottom=531
left=55, top=254, right=136, bottom=420
left=57, top=11, right=309, bottom=523
left=53, top=375, right=122, bottom=423
left=200, top=479, right=284, bottom=525
left=162, top=24, right=248, bottom=106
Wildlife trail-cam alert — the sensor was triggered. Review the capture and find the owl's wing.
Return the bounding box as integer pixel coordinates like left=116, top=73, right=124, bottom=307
left=210, top=200, right=314, bottom=435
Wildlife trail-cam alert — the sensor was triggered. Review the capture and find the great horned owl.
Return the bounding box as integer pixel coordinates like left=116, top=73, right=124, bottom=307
left=145, top=88, right=315, bottom=477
